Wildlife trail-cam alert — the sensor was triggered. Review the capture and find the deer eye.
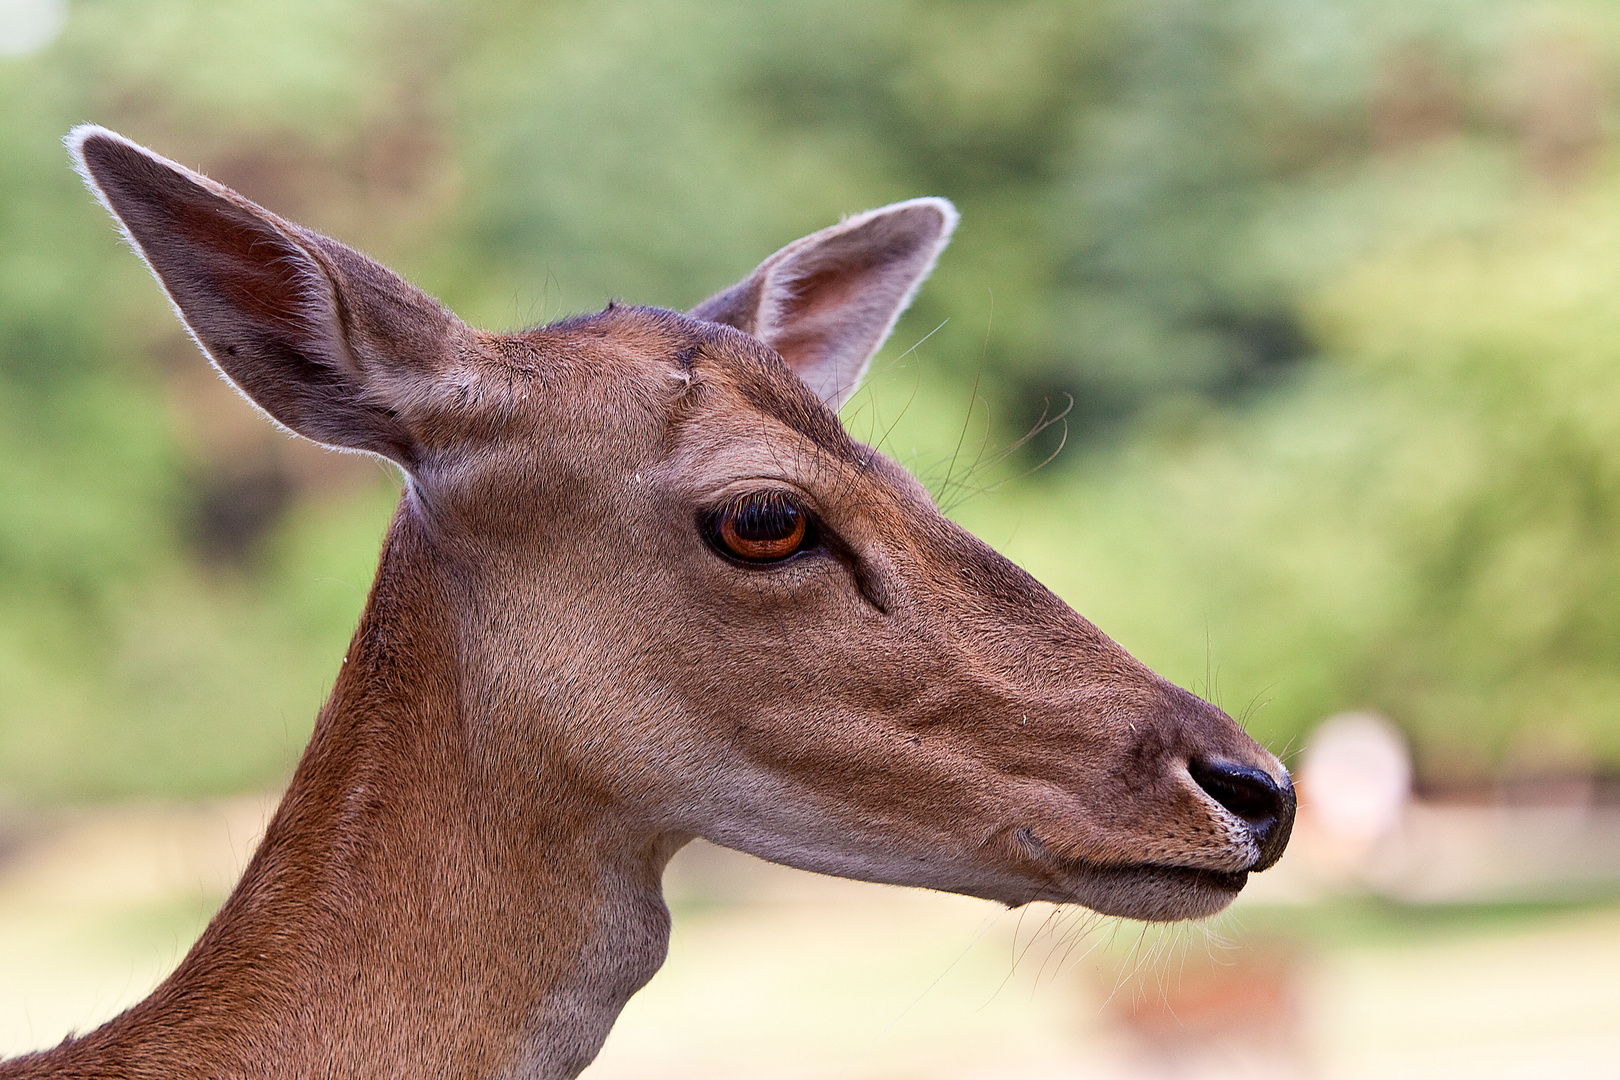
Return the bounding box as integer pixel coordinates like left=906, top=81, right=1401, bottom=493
left=704, top=491, right=814, bottom=564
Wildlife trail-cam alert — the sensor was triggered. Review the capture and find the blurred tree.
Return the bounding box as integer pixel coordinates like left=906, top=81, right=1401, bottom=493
left=1317, top=168, right=1620, bottom=781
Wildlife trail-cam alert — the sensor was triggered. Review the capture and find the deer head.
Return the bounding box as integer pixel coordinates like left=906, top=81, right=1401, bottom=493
left=46, top=124, right=1293, bottom=1079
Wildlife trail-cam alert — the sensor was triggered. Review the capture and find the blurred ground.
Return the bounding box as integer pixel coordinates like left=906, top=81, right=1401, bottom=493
left=1, top=798, right=1616, bottom=1078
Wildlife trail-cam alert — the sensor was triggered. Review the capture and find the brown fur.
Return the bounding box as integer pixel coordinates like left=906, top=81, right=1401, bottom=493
left=5, top=126, right=1294, bottom=1079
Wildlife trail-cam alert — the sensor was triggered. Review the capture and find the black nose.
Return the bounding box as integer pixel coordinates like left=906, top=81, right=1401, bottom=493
left=1189, top=758, right=1296, bottom=871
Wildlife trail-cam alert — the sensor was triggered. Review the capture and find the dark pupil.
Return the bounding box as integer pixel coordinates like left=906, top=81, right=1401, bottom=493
left=733, top=495, right=798, bottom=540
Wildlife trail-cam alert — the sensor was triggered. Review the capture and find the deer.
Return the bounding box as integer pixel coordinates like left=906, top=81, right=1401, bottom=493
left=4, top=125, right=1295, bottom=1079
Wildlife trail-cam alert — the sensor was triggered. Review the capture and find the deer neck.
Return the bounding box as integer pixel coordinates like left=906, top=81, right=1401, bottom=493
left=46, top=508, right=677, bottom=1080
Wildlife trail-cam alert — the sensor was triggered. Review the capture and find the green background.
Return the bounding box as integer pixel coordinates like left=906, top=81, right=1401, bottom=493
left=5, top=0, right=1620, bottom=799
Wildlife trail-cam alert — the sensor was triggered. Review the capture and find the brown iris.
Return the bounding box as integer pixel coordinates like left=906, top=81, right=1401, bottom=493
left=709, top=491, right=811, bottom=563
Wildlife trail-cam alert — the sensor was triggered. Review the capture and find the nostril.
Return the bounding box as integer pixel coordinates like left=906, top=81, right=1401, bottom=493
left=1189, top=758, right=1297, bottom=871
left=1189, top=759, right=1282, bottom=824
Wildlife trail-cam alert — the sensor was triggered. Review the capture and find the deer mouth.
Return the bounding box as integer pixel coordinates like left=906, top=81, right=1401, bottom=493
left=1047, top=860, right=1249, bottom=921
left=1014, top=828, right=1250, bottom=920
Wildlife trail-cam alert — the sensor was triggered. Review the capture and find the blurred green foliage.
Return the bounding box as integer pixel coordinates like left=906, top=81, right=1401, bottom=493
left=4, top=0, right=1620, bottom=799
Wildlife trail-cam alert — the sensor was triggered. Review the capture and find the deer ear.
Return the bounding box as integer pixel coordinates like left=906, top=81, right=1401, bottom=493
left=691, top=198, right=957, bottom=412
left=68, top=125, right=465, bottom=469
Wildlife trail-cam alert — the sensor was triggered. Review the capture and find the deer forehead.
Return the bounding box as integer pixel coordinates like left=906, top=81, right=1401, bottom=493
left=423, top=308, right=919, bottom=510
